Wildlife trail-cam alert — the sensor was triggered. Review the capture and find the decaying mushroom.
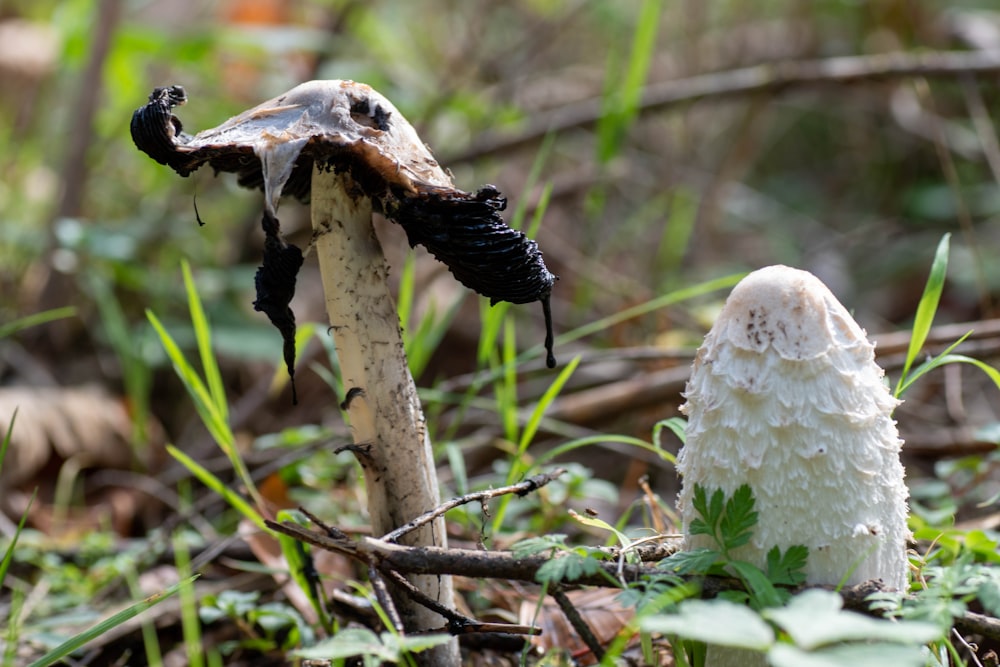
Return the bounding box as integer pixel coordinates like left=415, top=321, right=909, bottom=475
left=130, top=81, right=557, bottom=380
left=131, top=80, right=558, bottom=661
left=677, top=265, right=909, bottom=664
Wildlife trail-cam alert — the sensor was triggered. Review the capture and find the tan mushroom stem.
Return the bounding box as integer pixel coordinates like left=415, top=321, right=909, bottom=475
left=677, top=265, right=909, bottom=666
left=312, top=167, right=458, bottom=662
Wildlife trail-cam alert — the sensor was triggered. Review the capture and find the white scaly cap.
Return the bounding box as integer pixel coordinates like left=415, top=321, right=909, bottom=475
left=678, top=265, right=909, bottom=590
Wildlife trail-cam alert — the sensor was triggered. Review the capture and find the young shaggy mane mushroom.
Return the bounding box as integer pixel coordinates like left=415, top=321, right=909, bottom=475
left=677, top=265, right=909, bottom=666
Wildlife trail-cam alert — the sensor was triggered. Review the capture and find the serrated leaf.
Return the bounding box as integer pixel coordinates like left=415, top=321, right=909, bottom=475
left=536, top=552, right=603, bottom=584
left=768, top=642, right=930, bottom=667
left=688, top=517, right=713, bottom=538
left=766, top=544, right=809, bottom=586
left=763, top=589, right=942, bottom=649
left=512, top=534, right=567, bottom=558
left=659, top=548, right=721, bottom=575
left=691, top=485, right=711, bottom=526
left=720, top=484, right=757, bottom=551
left=641, top=599, right=774, bottom=649
left=708, top=487, right=725, bottom=527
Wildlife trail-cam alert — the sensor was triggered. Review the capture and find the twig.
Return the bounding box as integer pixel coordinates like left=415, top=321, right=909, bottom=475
left=952, top=627, right=985, bottom=667
left=384, top=569, right=540, bottom=637
left=381, top=469, right=568, bottom=543
left=445, top=49, right=1000, bottom=163
left=550, top=588, right=605, bottom=661
left=266, top=520, right=1000, bottom=644
left=368, top=562, right=405, bottom=634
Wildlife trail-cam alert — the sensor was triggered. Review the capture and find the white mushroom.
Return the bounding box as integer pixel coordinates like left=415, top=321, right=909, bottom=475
left=676, top=265, right=909, bottom=664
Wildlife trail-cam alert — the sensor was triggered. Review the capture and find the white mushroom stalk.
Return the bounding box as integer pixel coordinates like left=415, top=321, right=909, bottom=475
left=677, top=266, right=909, bottom=661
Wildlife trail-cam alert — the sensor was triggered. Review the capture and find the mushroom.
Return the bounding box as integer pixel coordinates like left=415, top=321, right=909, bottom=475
left=131, top=80, right=558, bottom=660
left=676, top=265, right=909, bottom=665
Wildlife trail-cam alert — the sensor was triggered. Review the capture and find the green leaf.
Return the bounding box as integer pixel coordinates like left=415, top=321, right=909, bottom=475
left=511, top=534, right=568, bottom=558
left=720, top=484, right=758, bottom=552
left=571, top=510, right=633, bottom=550
left=536, top=551, right=604, bottom=584
left=688, top=484, right=717, bottom=540
left=659, top=548, right=721, bottom=575
left=768, top=642, right=931, bottom=667
left=895, top=233, right=949, bottom=397
left=167, top=445, right=268, bottom=532
left=293, top=628, right=451, bottom=662
left=276, top=509, right=329, bottom=631
left=0, top=306, right=76, bottom=340
left=763, top=589, right=942, bottom=649
left=182, top=260, right=227, bottom=423
left=516, top=354, right=580, bottom=454
left=641, top=599, right=775, bottom=650
left=729, top=560, right=783, bottom=609
left=766, top=544, right=809, bottom=586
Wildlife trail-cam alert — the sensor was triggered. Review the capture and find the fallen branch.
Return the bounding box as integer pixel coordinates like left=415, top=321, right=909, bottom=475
left=382, top=468, right=568, bottom=543
left=266, top=519, right=1000, bottom=645
left=446, top=49, right=1000, bottom=163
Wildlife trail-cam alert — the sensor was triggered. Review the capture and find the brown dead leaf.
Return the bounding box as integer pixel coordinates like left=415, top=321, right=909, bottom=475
left=0, top=385, right=152, bottom=486
left=518, top=588, right=636, bottom=665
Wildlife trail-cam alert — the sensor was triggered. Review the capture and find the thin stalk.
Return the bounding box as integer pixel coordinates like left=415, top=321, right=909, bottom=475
left=310, top=166, right=458, bottom=665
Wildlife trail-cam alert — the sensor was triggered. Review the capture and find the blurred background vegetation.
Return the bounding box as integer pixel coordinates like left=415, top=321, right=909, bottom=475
left=2, top=0, right=1000, bottom=663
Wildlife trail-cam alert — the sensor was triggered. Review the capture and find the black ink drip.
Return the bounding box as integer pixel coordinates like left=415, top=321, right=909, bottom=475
left=253, top=211, right=304, bottom=404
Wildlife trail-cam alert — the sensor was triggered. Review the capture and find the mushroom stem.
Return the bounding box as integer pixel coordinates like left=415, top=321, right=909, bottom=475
left=311, top=166, right=458, bottom=663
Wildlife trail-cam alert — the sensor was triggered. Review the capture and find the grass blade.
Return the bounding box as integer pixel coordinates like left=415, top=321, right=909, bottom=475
left=167, top=445, right=268, bottom=532
left=26, top=577, right=196, bottom=667
left=0, top=307, right=76, bottom=340
left=895, top=234, right=950, bottom=396
left=550, top=272, right=744, bottom=351
left=182, top=261, right=228, bottom=423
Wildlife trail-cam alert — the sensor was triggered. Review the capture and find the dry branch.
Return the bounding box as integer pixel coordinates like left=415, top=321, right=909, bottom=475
left=266, top=519, right=1000, bottom=645
left=447, top=49, right=1000, bottom=163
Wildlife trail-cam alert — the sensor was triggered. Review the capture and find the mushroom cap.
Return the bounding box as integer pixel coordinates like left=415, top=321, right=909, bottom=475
left=131, top=80, right=556, bottom=313
left=133, top=80, right=451, bottom=211
left=677, top=265, right=909, bottom=589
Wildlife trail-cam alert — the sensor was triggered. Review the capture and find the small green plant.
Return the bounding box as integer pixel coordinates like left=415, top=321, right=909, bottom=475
left=660, top=484, right=808, bottom=610
left=645, top=485, right=942, bottom=667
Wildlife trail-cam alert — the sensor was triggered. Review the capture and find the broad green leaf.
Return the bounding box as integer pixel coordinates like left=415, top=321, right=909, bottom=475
left=641, top=599, right=774, bottom=649
left=768, top=642, right=931, bottom=667
left=293, top=628, right=451, bottom=662
left=763, top=589, right=942, bottom=649
left=729, top=560, right=783, bottom=609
